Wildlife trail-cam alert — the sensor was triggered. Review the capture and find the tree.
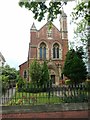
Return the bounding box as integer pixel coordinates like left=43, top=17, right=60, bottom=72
left=0, top=64, right=18, bottom=93
left=19, top=0, right=67, bottom=23
left=71, top=0, right=90, bottom=78
left=29, top=59, right=42, bottom=85
left=72, top=1, right=90, bottom=24
left=1, top=64, right=18, bottom=80
left=29, top=60, right=50, bottom=86
left=63, top=47, right=87, bottom=84
left=73, top=19, right=88, bottom=42
left=40, top=61, right=50, bottom=86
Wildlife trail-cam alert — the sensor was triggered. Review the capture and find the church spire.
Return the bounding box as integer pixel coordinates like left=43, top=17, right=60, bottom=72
left=60, top=10, right=68, bottom=39
left=61, top=10, right=67, bottom=17
left=30, top=22, right=37, bottom=32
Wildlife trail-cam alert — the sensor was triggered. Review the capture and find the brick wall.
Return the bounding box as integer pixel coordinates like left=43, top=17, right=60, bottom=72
left=19, top=21, right=68, bottom=83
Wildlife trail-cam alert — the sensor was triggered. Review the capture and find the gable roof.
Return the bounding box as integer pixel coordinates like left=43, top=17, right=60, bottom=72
left=0, top=52, right=6, bottom=62
left=19, top=61, right=27, bottom=67
left=38, top=22, right=60, bottom=32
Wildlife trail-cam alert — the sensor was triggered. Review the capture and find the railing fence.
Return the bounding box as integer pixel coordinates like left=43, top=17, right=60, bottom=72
left=0, top=83, right=88, bottom=106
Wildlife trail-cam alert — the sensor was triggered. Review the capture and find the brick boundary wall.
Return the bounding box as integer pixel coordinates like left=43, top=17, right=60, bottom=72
left=1, top=110, right=89, bottom=119
left=0, top=103, right=89, bottom=119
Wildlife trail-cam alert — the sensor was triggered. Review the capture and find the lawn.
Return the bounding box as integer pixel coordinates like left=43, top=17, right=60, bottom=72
left=5, top=85, right=88, bottom=106
left=6, top=91, right=63, bottom=106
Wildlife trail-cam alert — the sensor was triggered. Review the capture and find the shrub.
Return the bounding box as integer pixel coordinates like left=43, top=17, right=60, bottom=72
left=85, top=79, right=90, bottom=91
left=25, top=83, right=48, bottom=93
left=2, top=81, right=8, bottom=94
left=65, top=79, right=72, bottom=85
left=17, top=76, right=25, bottom=90
left=17, top=81, right=48, bottom=93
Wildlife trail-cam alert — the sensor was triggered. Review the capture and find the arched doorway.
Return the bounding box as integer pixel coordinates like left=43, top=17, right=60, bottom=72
left=49, top=69, right=56, bottom=85
left=48, top=61, right=59, bottom=85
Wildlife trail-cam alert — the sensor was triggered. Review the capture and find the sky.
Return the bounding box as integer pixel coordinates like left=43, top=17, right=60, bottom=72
left=0, top=0, right=76, bottom=70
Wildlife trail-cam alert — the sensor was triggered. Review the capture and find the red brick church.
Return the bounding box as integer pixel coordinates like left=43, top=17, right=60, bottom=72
left=19, top=10, right=68, bottom=85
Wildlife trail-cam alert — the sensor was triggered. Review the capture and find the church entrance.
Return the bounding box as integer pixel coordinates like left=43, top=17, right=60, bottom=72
left=51, top=75, right=55, bottom=84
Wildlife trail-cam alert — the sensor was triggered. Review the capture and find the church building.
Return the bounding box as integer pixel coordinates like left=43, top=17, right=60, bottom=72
left=19, top=11, right=68, bottom=85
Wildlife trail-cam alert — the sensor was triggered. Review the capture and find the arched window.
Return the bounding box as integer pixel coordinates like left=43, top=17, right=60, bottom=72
left=40, top=43, right=46, bottom=59
left=23, top=70, right=27, bottom=79
left=53, top=43, right=59, bottom=59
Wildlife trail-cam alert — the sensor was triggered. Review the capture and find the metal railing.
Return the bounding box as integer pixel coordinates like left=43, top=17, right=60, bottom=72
left=0, top=83, right=88, bottom=106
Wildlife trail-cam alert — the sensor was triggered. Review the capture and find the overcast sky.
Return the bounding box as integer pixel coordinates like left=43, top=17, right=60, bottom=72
left=0, top=0, right=76, bottom=70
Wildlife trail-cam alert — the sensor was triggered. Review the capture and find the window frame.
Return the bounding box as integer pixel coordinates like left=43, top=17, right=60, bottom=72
left=23, top=70, right=27, bottom=79
left=53, top=43, right=59, bottom=59
left=39, top=43, right=46, bottom=60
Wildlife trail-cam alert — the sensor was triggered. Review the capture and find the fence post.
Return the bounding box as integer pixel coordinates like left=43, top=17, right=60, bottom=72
left=48, top=79, right=52, bottom=103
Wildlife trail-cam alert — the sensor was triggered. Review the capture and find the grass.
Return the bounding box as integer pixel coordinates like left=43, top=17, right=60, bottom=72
left=6, top=91, right=63, bottom=106
left=4, top=86, right=88, bottom=106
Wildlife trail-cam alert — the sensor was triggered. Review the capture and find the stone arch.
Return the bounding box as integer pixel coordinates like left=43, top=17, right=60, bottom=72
left=47, top=61, right=59, bottom=85
left=52, top=41, right=62, bottom=48
left=51, top=42, right=62, bottom=60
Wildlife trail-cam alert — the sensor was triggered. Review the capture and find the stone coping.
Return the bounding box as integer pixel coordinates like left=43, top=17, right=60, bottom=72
left=0, top=103, right=89, bottom=114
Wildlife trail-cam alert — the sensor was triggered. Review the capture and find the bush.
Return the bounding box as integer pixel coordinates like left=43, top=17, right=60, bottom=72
left=85, top=79, right=90, bottom=84
left=17, top=76, right=25, bottom=88
left=65, top=80, right=72, bottom=85
left=2, top=81, right=8, bottom=94
left=85, top=79, right=90, bottom=91
left=17, top=81, right=48, bottom=93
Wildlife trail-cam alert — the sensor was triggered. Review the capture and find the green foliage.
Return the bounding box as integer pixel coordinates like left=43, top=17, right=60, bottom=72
left=40, top=61, right=50, bottom=86
left=19, top=0, right=90, bottom=24
left=17, top=60, right=50, bottom=93
left=24, top=84, right=47, bottom=93
left=71, top=2, right=89, bottom=56
left=0, top=75, right=8, bottom=94
left=72, top=1, right=90, bottom=24
left=85, top=79, right=90, bottom=91
left=29, top=59, right=50, bottom=86
left=0, top=64, right=18, bottom=94
left=63, top=94, right=88, bottom=103
left=65, top=80, right=72, bottom=85
left=17, top=75, right=25, bottom=88
left=71, top=1, right=90, bottom=45
left=71, top=1, right=90, bottom=78
left=73, top=19, right=88, bottom=45
left=19, top=0, right=67, bottom=22
left=7, top=91, right=62, bottom=106
left=63, top=48, right=87, bottom=84
left=17, top=80, right=48, bottom=93
left=29, top=59, right=42, bottom=85
left=2, top=78, right=9, bottom=94
left=7, top=83, right=88, bottom=105
left=1, top=64, right=18, bottom=80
